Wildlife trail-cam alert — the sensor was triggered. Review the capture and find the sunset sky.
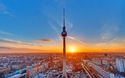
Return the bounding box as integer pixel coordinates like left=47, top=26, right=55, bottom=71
left=0, top=0, right=125, bottom=53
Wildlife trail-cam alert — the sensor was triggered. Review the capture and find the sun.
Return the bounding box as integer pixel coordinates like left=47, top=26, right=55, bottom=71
left=68, top=46, right=76, bottom=53
left=70, top=48, right=75, bottom=53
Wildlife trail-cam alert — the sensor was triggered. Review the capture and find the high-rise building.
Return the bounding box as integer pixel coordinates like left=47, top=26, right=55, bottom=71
left=116, top=58, right=125, bottom=72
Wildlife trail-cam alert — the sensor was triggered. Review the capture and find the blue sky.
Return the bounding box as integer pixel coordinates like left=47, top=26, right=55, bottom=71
left=0, top=0, right=125, bottom=52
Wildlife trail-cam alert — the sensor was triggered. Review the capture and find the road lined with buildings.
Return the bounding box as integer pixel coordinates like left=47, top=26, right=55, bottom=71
left=81, top=62, right=96, bottom=78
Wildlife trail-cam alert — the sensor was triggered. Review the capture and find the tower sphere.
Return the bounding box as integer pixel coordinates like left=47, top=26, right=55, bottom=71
left=61, top=31, right=67, bottom=37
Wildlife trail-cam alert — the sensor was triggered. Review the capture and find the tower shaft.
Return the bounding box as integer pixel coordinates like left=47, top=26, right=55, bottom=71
left=62, top=37, right=67, bottom=78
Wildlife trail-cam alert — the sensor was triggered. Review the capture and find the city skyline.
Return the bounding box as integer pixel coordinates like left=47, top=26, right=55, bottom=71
left=0, top=0, right=125, bottom=53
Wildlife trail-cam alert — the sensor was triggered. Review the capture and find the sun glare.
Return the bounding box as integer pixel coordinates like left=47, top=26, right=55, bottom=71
left=71, top=48, right=75, bottom=53
left=69, top=46, right=76, bottom=53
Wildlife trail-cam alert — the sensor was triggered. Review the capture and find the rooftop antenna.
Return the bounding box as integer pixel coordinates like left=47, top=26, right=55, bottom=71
left=61, top=9, right=67, bottom=78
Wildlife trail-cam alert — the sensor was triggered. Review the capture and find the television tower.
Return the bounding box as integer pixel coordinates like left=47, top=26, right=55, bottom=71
left=61, top=9, right=67, bottom=78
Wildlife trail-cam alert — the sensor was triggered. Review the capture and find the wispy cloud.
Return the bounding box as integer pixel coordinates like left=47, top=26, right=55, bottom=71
left=95, top=20, right=121, bottom=50
left=38, top=39, right=54, bottom=42
left=101, top=23, right=119, bottom=40
left=67, top=36, right=74, bottom=39
left=0, top=2, right=13, bottom=16
left=96, top=43, right=107, bottom=46
left=95, top=36, right=125, bottom=50
left=67, top=36, right=85, bottom=45
left=0, top=46, right=12, bottom=49
left=67, top=21, right=73, bottom=30
left=0, top=38, right=35, bottom=46
left=48, top=22, right=62, bottom=40
left=0, top=30, right=17, bottom=36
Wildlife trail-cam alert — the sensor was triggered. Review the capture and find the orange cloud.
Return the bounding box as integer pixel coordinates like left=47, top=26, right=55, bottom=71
left=38, top=39, right=54, bottom=42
